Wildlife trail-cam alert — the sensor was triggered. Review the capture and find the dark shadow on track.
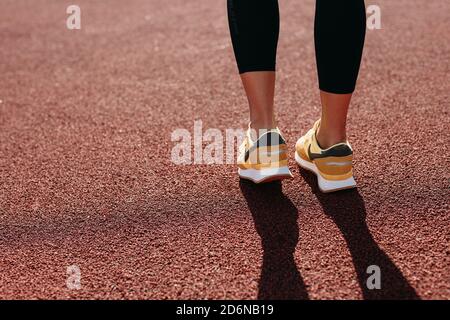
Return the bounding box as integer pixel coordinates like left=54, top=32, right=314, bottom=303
left=240, top=180, right=309, bottom=300
left=299, top=169, right=420, bottom=300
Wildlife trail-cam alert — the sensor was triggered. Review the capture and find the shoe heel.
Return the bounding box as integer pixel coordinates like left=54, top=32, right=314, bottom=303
left=238, top=166, right=293, bottom=184
left=295, top=152, right=356, bottom=193
left=316, top=174, right=356, bottom=193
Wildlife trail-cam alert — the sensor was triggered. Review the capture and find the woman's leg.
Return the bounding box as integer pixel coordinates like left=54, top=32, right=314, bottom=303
left=314, top=0, right=366, bottom=148
left=227, top=0, right=280, bottom=131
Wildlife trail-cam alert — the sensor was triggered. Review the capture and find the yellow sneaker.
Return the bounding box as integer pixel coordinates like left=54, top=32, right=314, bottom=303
left=295, top=120, right=356, bottom=193
left=238, top=125, right=293, bottom=183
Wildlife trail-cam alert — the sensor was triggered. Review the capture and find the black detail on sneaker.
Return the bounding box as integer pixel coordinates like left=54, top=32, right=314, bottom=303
left=308, top=143, right=352, bottom=160
left=244, top=131, right=286, bottom=162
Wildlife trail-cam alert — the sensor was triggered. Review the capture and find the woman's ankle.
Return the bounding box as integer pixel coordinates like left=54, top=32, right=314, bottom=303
left=316, top=125, right=347, bottom=149
left=250, top=118, right=277, bottom=131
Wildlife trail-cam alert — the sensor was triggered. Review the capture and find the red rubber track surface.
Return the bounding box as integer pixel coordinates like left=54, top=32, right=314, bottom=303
left=0, top=0, right=448, bottom=299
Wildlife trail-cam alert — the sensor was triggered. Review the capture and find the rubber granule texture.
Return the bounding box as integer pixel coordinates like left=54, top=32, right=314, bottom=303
left=0, top=0, right=448, bottom=299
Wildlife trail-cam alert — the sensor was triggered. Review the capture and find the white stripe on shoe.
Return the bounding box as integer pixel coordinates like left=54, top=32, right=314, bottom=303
left=295, top=152, right=356, bottom=193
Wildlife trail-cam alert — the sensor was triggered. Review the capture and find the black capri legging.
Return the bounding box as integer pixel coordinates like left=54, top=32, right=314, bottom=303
left=227, top=0, right=366, bottom=94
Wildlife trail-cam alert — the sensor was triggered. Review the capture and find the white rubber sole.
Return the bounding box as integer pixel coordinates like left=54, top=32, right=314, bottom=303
left=295, top=152, right=356, bottom=193
left=238, top=166, right=293, bottom=184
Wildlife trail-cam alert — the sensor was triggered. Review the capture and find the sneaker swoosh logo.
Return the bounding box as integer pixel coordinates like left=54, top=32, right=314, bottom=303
left=308, top=144, right=327, bottom=160
left=308, top=144, right=353, bottom=160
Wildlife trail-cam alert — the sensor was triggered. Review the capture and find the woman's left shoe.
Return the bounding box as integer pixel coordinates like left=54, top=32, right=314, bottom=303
left=238, top=126, right=293, bottom=184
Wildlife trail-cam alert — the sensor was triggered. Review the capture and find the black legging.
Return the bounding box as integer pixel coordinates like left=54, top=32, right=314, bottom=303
left=227, top=0, right=366, bottom=94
